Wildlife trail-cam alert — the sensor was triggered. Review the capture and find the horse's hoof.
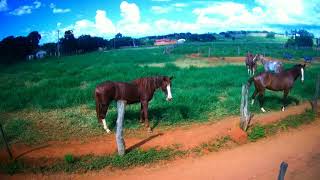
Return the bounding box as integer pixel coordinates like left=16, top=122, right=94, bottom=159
left=281, top=107, right=285, bottom=112
left=106, top=129, right=111, bottom=134
left=261, top=107, right=266, bottom=113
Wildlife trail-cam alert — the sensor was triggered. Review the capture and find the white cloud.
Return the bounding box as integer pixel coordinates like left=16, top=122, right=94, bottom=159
left=119, top=1, right=140, bottom=23
left=33, top=1, right=41, bottom=9
left=173, top=3, right=188, bottom=8
left=95, top=10, right=116, bottom=34
left=151, top=6, right=170, bottom=14
left=151, top=0, right=171, bottom=2
left=0, top=0, right=8, bottom=12
left=10, top=6, right=33, bottom=16
left=117, top=1, right=151, bottom=36
left=50, top=3, right=71, bottom=14
left=9, top=1, right=42, bottom=16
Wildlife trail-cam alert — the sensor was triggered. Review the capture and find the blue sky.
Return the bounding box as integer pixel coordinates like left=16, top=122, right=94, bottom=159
left=1, top=0, right=320, bottom=44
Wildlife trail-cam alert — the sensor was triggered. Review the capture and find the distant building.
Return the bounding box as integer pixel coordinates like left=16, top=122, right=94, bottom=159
left=36, top=50, right=47, bottom=59
left=26, top=54, right=34, bottom=61
left=154, top=39, right=177, bottom=46
left=177, top=39, right=186, bottom=44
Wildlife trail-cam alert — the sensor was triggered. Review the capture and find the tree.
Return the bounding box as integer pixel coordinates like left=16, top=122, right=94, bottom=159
left=266, top=32, right=275, bottom=39
left=27, top=31, right=41, bottom=52
left=285, top=29, right=314, bottom=48
left=61, top=30, right=77, bottom=54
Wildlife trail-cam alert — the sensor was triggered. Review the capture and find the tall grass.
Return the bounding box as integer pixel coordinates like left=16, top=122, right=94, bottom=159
left=0, top=40, right=319, bottom=142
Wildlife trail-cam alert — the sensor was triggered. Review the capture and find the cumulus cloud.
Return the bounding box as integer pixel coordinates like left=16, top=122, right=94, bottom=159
left=9, top=1, right=42, bottom=16
left=50, top=3, right=71, bottom=14
left=151, top=6, right=170, bottom=14
left=116, top=1, right=151, bottom=36
left=10, top=6, right=33, bottom=16
left=0, top=0, right=8, bottom=12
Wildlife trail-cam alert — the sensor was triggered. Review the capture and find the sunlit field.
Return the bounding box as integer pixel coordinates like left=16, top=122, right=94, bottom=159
left=1, top=38, right=319, bottom=145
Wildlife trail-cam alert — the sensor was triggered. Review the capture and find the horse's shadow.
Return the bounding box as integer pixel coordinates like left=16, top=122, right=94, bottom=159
left=263, top=95, right=300, bottom=106
left=125, top=133, right=164, bottom=153
left=108, top=105, right=190, bottom=131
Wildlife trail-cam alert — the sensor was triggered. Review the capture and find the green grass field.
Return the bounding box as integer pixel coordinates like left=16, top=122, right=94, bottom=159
left=1, top=37, right=319, bottom=145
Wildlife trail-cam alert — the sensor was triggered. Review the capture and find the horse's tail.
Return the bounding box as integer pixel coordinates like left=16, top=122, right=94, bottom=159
left=247, top=76, right=254, bottom=87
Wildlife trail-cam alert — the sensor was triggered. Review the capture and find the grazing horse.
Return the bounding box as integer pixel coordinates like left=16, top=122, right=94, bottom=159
left=256, top=54, right=284, bottom=73
left=95, top=76, right=173, bottom=133
left=247, top=64, right=305, bottom=112
left=245, top=53, right=258, bottom=76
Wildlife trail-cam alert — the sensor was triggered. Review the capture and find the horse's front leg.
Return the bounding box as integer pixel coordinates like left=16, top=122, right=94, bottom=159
left=142, top=101, right=152, bottom=133
left=139, top=103, right=145, bottom=123
left=282, top=90, right=289, bottom=111
left=99, top=103, right=111, bottom=134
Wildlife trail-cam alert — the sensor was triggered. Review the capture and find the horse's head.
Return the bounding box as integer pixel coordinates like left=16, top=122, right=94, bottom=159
left=160, top=76, right=173, bottom=101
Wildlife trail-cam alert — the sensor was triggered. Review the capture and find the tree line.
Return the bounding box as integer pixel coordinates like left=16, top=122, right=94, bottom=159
left=0, top=29, right=317, bottom=65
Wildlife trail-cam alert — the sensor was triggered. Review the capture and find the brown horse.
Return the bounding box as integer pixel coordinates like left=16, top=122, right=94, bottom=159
left=245, top=52, right=258, bottom=76
left=95, top=76, right=173, bottom=133
left=247, top=64, right=305, bottom=112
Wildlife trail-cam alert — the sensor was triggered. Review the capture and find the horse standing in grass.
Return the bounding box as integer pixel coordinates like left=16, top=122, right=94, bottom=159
left=256, top=54, right=284, bottom=73
left=245, top=53, right=258, bottom=76
left=247, top=64, right=305, bottom=112
left=95, top=76, right=173, bottom=133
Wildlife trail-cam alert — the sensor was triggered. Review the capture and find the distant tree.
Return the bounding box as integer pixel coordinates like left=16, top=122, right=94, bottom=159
left=41, top=43, right=56, bottom=56
left=115, top=33, right=123, bottom=39
left=61, top=30, right=77, bottom=54
left=266, top=32, right=275, bottom=38
left=27, top=31, right=41, bottom=52
left=285, top=29, right=314, bottom=48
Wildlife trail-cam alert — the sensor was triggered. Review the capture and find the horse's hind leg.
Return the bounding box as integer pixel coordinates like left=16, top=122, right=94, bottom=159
left=142, top=101, right=152, bottom=133
left=282, top=90, right=289, bottom=111
left=258, top=91, right=266, bottom=112
left=251, top=89, right=258, bottom=105
left=139, top=103, right=145, bottom=123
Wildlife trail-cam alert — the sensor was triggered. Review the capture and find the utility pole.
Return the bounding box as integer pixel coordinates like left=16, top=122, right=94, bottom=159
left=57, top=30, right=60, bottom=58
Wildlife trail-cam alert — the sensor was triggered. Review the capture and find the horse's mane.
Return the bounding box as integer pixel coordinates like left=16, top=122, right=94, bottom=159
left=132, top=76, right=163, bottom=90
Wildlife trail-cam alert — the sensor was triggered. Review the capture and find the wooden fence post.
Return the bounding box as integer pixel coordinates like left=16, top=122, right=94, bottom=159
left=116, top=100, right=126, bottom=156
left=311, top=74, right=320, bottom=114
left=237, top=46, right=240, bottom=56
left=278, top=161, right=288, bottom=180
left=240, top=84, right=252, bottom=131
left=208, top=48, right=211, bottom=57
left=0, top=124, right=13, bottom=160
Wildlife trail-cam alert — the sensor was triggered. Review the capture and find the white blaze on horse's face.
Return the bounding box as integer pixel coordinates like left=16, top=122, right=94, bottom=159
left=166, top=84, right=172, bottom=101
left=301, top=68, right=304, bottom=82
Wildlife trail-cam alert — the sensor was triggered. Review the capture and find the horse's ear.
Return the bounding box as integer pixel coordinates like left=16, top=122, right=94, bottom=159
left=170, top=76, right=174, bottom=80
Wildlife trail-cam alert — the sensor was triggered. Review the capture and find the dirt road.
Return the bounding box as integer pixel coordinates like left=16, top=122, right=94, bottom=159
left=0, top=102, right=310, bottom=160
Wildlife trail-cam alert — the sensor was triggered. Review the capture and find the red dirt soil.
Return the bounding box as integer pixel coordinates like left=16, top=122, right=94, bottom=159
left=2, top=106, right=319, bottom=180
left=0, top=102, right=311, bottom=161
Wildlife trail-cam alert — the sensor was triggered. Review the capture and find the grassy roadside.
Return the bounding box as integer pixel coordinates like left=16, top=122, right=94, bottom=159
left=0, top=110, right=316, bottom=175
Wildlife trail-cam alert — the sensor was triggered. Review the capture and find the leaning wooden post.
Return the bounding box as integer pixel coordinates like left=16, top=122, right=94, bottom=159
left=0, top=124, right=13, bottom=160
left=240, top=84, right=252, bottom=131
left=116, top=100, right=126, bottom=156
left=278, top=161, right=288, bottom=180
left=311, top=74, right=320, bottom=114
left=208, top=48, right=211, bottom=57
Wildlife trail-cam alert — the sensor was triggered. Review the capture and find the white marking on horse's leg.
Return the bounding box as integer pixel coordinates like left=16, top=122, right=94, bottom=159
left=261, top=107, right=266, bottom=113
left=247, top=69, right=250, bottom=75
left=282, top=107, right=285, bottom=112
left=301, top=68, right=304, bottom=82
left=166, top=84, right=172, bottom=101
left=102, top=119, right=111, bottom=134
left=251, top=99, right=255, bottom=105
